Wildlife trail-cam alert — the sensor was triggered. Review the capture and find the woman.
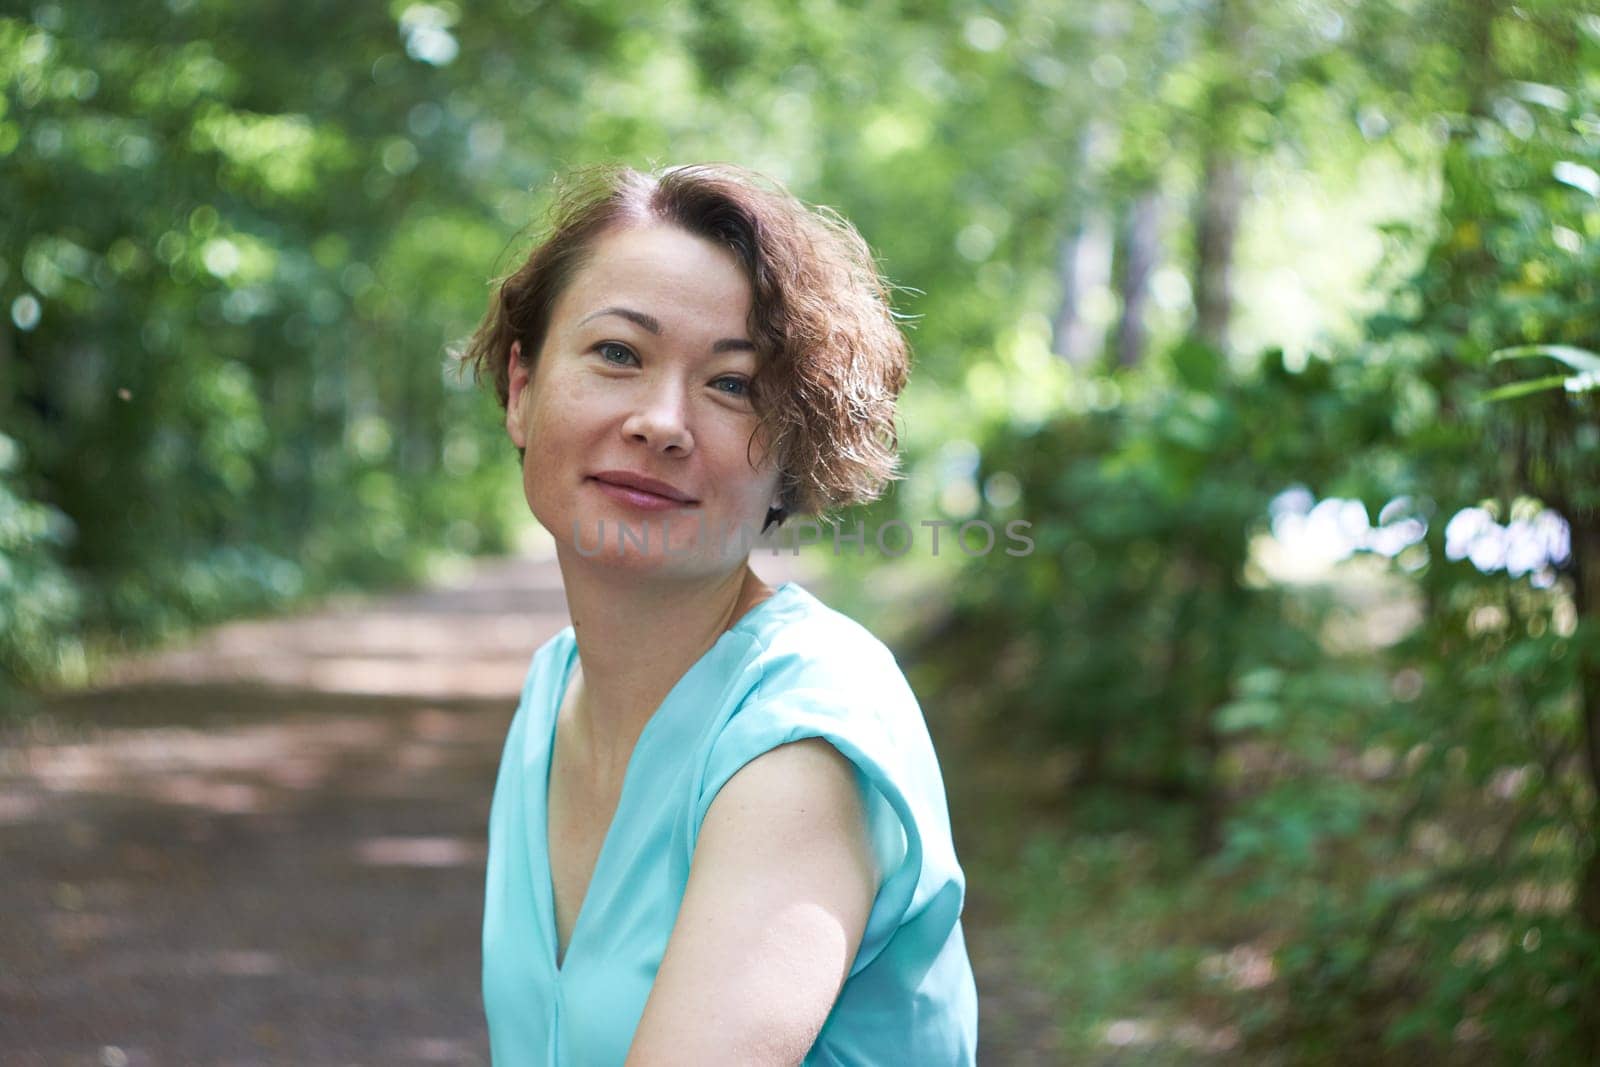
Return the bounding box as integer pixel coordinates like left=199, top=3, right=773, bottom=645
left=464, top=163, right=978, bottom=1064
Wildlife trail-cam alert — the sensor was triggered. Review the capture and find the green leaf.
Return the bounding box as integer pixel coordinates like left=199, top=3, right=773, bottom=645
left=1482, top=374, right=1572, bottom=402
left=1489, top=344, right=1600, bottom=374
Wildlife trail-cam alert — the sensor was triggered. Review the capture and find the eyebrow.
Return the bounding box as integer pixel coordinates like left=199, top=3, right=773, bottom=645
left=578, top=306, right=756, bottom=354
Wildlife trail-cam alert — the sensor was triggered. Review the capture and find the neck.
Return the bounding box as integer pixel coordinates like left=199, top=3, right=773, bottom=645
left=554, top=553, right=773, bottom=776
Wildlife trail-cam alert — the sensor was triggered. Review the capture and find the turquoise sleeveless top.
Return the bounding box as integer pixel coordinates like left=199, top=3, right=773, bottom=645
left=481, top=581, right=978, bottom=1064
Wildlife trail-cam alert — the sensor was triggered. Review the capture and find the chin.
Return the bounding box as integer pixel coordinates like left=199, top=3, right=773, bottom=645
left=546, top=506, right=757, bottom=575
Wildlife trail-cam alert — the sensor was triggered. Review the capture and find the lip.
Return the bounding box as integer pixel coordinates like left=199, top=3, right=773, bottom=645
left=587, top=470, right=699, bottom=505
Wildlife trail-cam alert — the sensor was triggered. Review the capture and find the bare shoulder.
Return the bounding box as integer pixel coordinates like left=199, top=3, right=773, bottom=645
left=624, top=737, right=878, bottom=1066
left=711, top=735, right=867, bottom=824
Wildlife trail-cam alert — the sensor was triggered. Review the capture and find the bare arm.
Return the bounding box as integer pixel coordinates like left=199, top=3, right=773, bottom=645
left=625, top=737, right=878, bottom=1066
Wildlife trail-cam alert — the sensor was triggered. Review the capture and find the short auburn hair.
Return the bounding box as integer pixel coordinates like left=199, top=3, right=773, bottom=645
left=455, top=163, right=910, bottom=527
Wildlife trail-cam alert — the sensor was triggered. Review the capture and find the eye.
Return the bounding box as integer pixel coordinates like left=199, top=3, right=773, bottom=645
left=711, top=375, right=750, bottom=398
left=594, top=341, right=637, bottom=367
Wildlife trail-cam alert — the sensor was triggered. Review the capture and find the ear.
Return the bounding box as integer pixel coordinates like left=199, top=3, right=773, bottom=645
left=506, top=340, right=531, bottom=450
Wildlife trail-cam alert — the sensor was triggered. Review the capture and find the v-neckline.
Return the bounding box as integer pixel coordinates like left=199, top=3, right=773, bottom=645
left=543, top=641, right=586, bottom=973
left=536, top=582, right=798, bottom=976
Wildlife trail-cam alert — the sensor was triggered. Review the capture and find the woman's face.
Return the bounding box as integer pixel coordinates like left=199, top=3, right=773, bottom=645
left=505, top=222, right=781, bottom=576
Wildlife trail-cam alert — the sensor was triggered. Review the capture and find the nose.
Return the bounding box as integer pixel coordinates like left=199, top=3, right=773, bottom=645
left=621, top=379, right=693, bottom=455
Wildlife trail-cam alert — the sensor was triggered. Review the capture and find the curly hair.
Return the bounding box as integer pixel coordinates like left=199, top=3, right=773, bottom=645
left=454, top=163, right=910, bottom=529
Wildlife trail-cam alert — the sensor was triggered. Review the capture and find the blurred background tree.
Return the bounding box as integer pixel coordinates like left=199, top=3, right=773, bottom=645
left=4, top=0, right=1599, bottom=1060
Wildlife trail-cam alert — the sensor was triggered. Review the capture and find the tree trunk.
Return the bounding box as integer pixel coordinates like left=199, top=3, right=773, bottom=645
left=1190, top=0, right=1246, bottom=355
left=1113, top=190, right=1161, bottom=370
left=1052, top=124, right=1115, bottom=366
left=1052, top=213, right=1113, bottom=366
left=1191, top=150, right=1243, bottom=352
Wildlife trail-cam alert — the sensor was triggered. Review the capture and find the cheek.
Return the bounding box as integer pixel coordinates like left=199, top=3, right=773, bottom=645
left=516, top=377, right=587, bottom=513
left=523, top=370, right=598, bottom=448
left=713, top=428, right=781, bottom=508
left=736, top=422, right=781, bottom=482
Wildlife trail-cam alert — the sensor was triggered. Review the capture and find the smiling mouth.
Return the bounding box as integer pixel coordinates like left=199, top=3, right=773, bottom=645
left=586, top=476, right=701, bottom=506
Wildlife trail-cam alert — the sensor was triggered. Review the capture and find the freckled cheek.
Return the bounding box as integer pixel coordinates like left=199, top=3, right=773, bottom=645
left=525, top=375, right=612, bottom=446
left=516, top=381, right=596, bottom=524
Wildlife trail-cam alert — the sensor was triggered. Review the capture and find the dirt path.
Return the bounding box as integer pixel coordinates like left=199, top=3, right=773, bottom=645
left=0, top=553, right=1058, bottom=1065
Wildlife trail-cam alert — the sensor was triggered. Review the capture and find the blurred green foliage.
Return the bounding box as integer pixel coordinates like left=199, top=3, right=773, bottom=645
left=910, top=1, right=1600, bottom=1060
left=930, top=344, right=1363, bottom=822
left=0, top=430, right=80, bottom=699
left=1, top=2, right=540, bottom=688
left=0, top=0, right=1461, bottom=683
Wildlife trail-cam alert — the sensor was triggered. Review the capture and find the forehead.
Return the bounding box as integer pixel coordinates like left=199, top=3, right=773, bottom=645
left=555, top=222, right=753, bottom=332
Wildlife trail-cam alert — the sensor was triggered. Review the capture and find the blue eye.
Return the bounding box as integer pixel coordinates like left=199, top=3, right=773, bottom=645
left=712, top=376, right=750, bottom=398
left=596, top=342, right=636, bottom=366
